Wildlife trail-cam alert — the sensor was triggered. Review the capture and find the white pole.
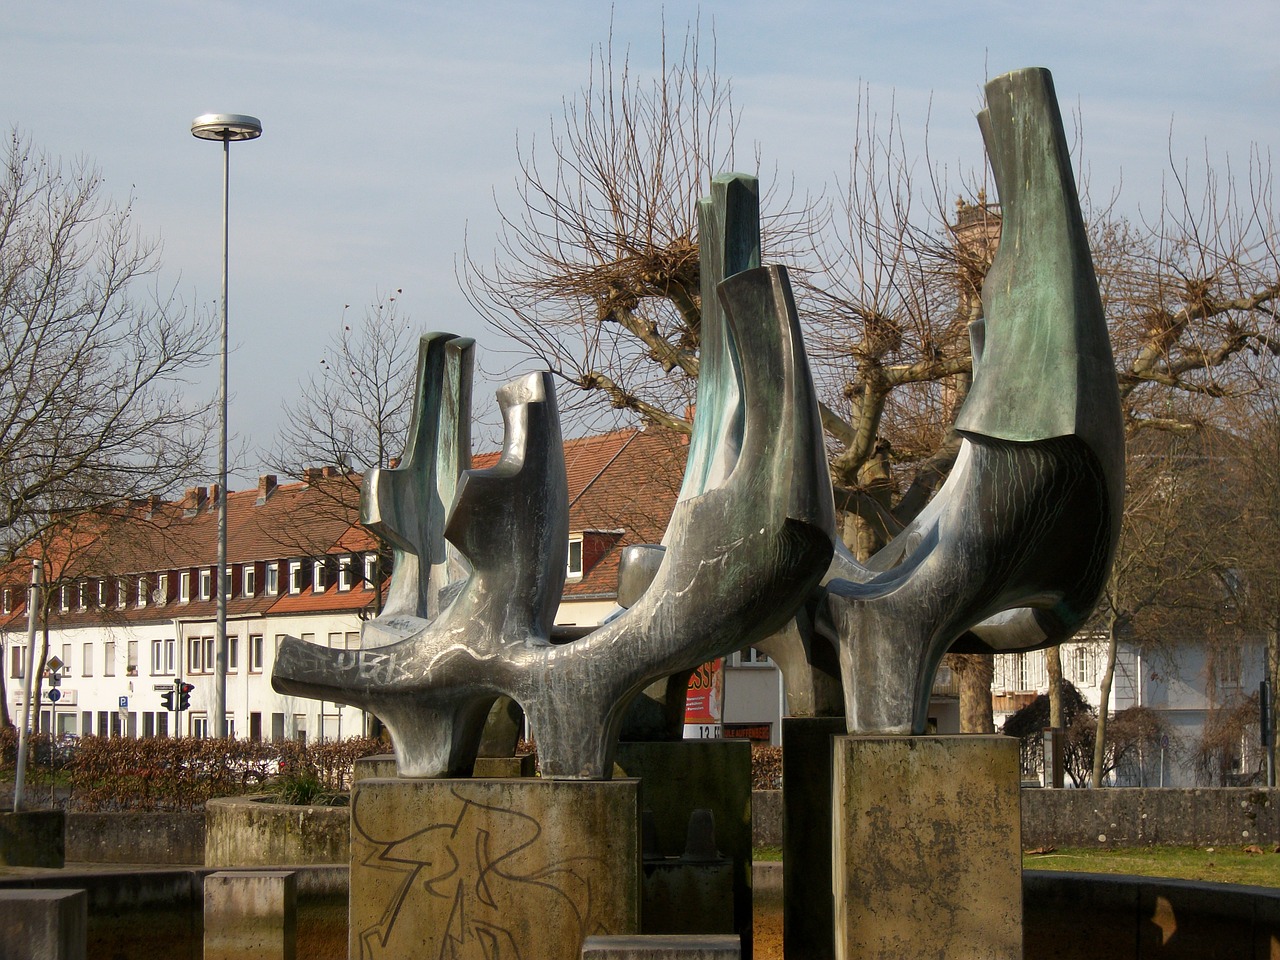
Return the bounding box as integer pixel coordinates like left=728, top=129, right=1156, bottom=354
left=14, top=560, right=42, bottom=811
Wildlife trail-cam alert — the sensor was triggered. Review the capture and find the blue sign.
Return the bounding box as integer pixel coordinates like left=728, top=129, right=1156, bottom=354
left=46, top=689, right=61, bottom=703
left=118, top=696, right=128, bottom=709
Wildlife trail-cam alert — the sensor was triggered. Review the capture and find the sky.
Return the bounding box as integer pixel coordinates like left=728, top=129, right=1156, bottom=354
left=5, top=1, right=1280, bottom=487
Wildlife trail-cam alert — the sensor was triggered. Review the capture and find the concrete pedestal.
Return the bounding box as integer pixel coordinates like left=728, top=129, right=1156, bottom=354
left=780, top=717, right=845, bottom=960
left=204, top=870, right=297, bottom=960
left=615, top=741, right=752, bottom=958
left=0, top=809, right=65, bottom=867
left=350, top=777, right=640, bottom=960
left=0, top=889, right=86, bottom=960
left=832, top=735, right=1022, bottom=960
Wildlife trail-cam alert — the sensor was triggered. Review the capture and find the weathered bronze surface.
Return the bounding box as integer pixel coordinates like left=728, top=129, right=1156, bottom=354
left=814, top=66, right=1124, bottom=733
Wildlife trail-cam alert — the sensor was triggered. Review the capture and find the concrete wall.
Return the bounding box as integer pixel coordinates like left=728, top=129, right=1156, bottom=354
left=67, top=811, right=204, bottom=864
left=753, top=787, right=1280, bottom=849
left=1021, top=787, right=1279, bottom=848
left=205, top=797, right=349, bottom=867
left=1023, top=870, right=1280, bottom=959
left=0, top=865, right=345, bottom=960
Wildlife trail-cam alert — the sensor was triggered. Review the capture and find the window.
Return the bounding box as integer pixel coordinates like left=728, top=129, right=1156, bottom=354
left=289, top=561, right=304, bottom=595
left=77, top=581, right=87, bottom=610
left=1073, top=646, right=1093, bottom=686
left=1, top=588, right=10, bottom=615
left=96, top=579, right=107, bottom=607
left=60, top=584, right=70, bottom=612
left=136, top=576, right=148, bottom=609
left=82, top=643, right=93, bottom=677
left=126, top=641, right=138, bottom=677
left=363, top=553, right=377, bottom=587
left=225, top=566, right=233, bottom=599
left=243, top=565, right=256, bottom=598
left=199, top=569, right=212, bottom=601
left=61, top=644, right=71, bottom=678
left=736, top=647, right=771, bottom=667
left=313, top=559, right=327, bottom=593
left=266, top=563, right=279, bottom=596
left=10, top=645, right=24, bottom=680
left=156, top=712, right=168, bottom=738
left=179, top=571, right=191, bottom=603
left=567, top=537, right=584, bottom=579
left=228, top=636, right=238, bottom=673
left=151, top=640, right=164, bottom=675
left=157, top=573, right=169, bottom=606
left=115, top=578, right=127, bottom=609
left=191, top=713, right=209, bottom=739
left=188, top=637, right=213, bottom=674
left=104, top=641, right=116, bottom=677
left=1220, top=650, right=1242, bottom=689
left=1015, top=654, right=1030, bottom=692
left=338, top=556, right=353, bottom=592
left=249, top=635, right=264, bottom=673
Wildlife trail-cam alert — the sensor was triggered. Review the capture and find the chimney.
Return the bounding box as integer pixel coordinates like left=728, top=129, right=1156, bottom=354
left=322, top=466, right=339, bottom=479
left=183, top=486, right=207, bottom=517
left=256, top=474, right=278, bottom=506
left=303, top=467, right=323, bottom=483
left=206, top=484, right=220, bottom=511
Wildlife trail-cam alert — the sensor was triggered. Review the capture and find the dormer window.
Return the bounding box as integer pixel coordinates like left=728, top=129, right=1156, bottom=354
left=116, top=578, right=127, bottom=609
left=179, top=571, right=191, bottom=603
left=567, top=537, right=584, bottom=580
left=96, top=579, right=108, bottom=607
left=338, top=556, right=353, bottom=592
left=266, top=563, right=279, bottom=596
left=199, top=568, right=212, bottom=601
left=288, top=561, right=304, bottom=595
left=77, top=582, right=88, bottom=610
left=60, top=584, right=70, bottom=612
left=157, top=573, right=169, bottom=606
left=224, top=566, right=233, bottom=600
left=243, top=565, right=256, bottom=598
left=1, top=588, right=10, bottom=615
left=137, top=576, right=148, bottom=609
left=313, top=559, right=328, bottom=593
left=363, top=553, right=377, bottom=588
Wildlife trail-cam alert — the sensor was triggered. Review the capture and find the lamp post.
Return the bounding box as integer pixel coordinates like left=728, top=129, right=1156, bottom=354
left=191, top=113, right=262, bottom=739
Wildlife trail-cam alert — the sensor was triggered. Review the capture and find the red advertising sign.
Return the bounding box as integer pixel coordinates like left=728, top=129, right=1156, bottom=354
left=684, top=658, right=724, bottom=725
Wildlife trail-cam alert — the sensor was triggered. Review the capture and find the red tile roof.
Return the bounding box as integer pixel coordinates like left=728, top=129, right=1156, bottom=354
left=0, top=426, right=689, bottom=621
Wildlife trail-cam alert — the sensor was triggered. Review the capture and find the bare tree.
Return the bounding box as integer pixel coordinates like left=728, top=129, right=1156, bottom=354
left=269, top=291, right=419, bottom=480
left=466, top=34, right=1280, bottom=731
left=1089, top=424, right=1240, bottom=786
left=0, top=130, right=216, bottom=561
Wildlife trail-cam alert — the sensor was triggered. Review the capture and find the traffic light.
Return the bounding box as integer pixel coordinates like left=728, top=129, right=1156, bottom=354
left=177, top=682, right=194, bottom=711
left=161, top=689, right=175, bottom=710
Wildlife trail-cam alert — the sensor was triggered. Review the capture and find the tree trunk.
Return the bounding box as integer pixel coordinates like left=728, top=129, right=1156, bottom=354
left=1268, top=619, right=1280, bottom=786
left=1046, top=646, right=1063, bottom=728
left=1091, top=623, right=1120, bottom=787
left=954, top=653, right=995, bottom=733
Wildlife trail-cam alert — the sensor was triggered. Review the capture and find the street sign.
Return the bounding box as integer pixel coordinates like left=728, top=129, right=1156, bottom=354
left=46, top=656, right=63, bottom=673
left=46, top=689, right=61, bottom=703
left=118, top=696, right=128, bottom=709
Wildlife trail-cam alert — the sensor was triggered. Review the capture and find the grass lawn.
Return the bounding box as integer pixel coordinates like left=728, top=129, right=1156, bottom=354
left=1024, top=845, right=1280, bottom=887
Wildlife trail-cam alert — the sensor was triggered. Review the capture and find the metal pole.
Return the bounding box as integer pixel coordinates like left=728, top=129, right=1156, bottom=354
left=214, top=136, right=229, bottom=740
left=14, top=560, right=41, bottom=811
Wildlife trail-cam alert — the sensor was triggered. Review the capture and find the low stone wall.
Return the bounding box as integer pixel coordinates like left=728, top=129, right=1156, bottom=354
left=67, top=811, right=204, bottom=864
left=752, top=787, right=1280, bottom=849
left=0, top=864, right=346, bottom=960
left=205, top=796, right=349, bottom=867
left=1021, top=788, right=1278, bottom=848
left=1023, top=870, right=1280, bottom=959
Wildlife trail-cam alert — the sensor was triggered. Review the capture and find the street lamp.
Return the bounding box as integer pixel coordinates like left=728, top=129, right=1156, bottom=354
left=191, top=113, right=262, bottom=739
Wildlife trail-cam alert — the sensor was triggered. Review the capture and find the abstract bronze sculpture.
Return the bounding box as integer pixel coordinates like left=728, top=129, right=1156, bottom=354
left=813, top=66, right=1124, bottom=733
left=273, top=175, right=836, bottom=779
left=273, top=66, right=1122, bottom=775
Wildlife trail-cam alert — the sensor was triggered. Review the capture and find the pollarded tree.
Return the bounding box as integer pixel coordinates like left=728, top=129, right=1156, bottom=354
left=466, top=31, right=1280, bottom=730
left=0, top=130, right=216, bottom=561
